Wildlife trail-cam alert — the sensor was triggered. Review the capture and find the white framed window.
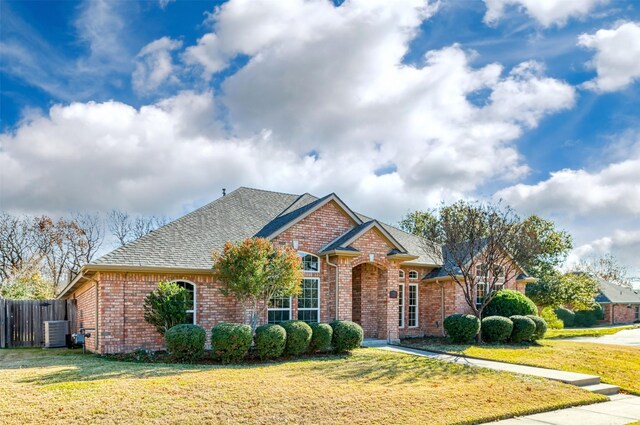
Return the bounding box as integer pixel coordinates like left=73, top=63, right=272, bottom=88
left=299, top=252, right=320, bottom=272
left=635, top=306, right=639, bottom=321
left=297, top=278, right=320, bottom=323
left=398, top=269, right=405, bottom=280
left=408, top=284, right=418, bottom=327
left=476, top=263, right=488, bottom=279
left=492, top=265, right=505, bottom=277
left=398, top=283, right=405, bottom=328
left=268, top=296, right=291, bottom=323
left=408, top=270, right=418, bottom=280
left=174, top=280, right=196, bottom=324
left=476, top=282, right=487, bottom=307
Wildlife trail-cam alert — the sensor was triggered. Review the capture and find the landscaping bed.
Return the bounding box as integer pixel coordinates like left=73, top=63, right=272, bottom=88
left=401, top=337, right=640, bottom=395
left=0, top=348, right=603, bottom=424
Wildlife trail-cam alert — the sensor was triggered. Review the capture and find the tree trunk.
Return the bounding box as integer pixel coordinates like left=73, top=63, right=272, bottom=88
left=475, top=312, right=483, bottom=344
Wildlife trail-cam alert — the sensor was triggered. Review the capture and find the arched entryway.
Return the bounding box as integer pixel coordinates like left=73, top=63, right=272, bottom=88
left=351, top=262, right=388, bottom=339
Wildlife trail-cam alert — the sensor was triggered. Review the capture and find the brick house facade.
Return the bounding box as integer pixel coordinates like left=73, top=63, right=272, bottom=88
left=60, top=187, right=532, bottom=354
left=596, top=278, right=640, bottom=325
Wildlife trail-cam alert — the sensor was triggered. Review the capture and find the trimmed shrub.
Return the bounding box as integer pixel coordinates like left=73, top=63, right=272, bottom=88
left=280, top=320, right=312, bottom=356
left=592, top=303, right=604, bottom=321
left=574, top=309, right=598, bottom=328
left=254, top=324, right=286, bottom=360
left=509, top=315, right=536, bottom=343
left=165, top=324, right=206, bottom=362
left=330, top=320, right=364, bottom=352
left=443, top=314, right=480, bottom=343
left=554, top=307, right=575, bottom=328
left=210, top=322, right=252, bottom=364
left=540, top=307, right=564, bottom=329
left=484, top=290, right=537, bottom=318
left=481, top=316, right=513, bottom=343
left=526, top=315, right=548, bottom=340
left=309, top=323, right=333, bottom=353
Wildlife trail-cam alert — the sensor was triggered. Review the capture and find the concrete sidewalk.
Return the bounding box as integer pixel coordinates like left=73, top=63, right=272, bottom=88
left=379, top=345, right=618, bottom=394
left=488, top=394, right=640, bottom=424
left=567, top=327, right=640, bottom=347
left=378, top=345, right=638, bottom=424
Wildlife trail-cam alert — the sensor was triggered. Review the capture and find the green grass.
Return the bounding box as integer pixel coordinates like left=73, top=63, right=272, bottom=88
left=0, top=348, right=603, bottom=424
left=402, top=338, right=640, bottom=395
left=545, top=325, right=637, bottom=339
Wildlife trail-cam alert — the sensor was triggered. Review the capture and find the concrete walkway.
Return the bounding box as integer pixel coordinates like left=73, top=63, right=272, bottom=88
left=378, top=345, right=639, bottom=424
left=488, top=394, right=640, bottom=424
left=379, top=345, right=618, bottom=394
left=567, top=327, right=640, bottom=347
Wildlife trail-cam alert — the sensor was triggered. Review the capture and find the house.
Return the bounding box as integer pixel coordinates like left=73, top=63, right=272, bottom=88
left=595, top=278, right=640, bottom=324
left=58, top=187, right=532, bottom=354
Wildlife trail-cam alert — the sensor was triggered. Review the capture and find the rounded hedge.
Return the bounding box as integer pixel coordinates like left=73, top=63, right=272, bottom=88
left=526, top=315, right=548, bottom=340
left=554, top=307, right=575, bottom=328
left=254, top=324, right=286, bottom=360
left=540, top=307, right=564, bottom=330
left=443, top=314, right=480, bottom=343
left=330, top=320, right=364, bottom=352
left=165, top=324, right=206, bottom=362
left=280, top=320, right=312, bottom=356
left=481, top=316, right=513, bottom=343
left=592, top=303, right=604, bottom=321
left=509, top=315, right=536, bottom=343
left=574, top=309, right=598, bottom=328
left=309, top=323, right=333, bottom=353
left=210, top=322, right=252, bottom=364
left=483, top=290, right=537, bottom=318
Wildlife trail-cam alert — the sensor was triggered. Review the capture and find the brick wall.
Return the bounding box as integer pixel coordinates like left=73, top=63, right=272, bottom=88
left=604, top=303, right=640, bottom=324
left=72, top=280, right=98, bottom=352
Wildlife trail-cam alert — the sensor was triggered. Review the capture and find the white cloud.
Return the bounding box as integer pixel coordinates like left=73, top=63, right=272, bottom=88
left=567, top=230, right=640, bottom=276
left=579, top=21, right=640, bottom=92
left=133, top=37, right=183, bottom=94
left=158, top=0, right=174, bottom=9
left=2, top=0, right=575, bottom=222
left=483, top=0, right=609, bottom=27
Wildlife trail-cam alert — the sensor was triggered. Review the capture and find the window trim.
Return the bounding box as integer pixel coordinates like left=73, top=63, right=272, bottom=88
left=408, top=270, right=419, bottom=280
left=171, top=280, right=196, bottom=325
left=408, top=283, right=418, bottom=328
left=398, top=269, right=405, bottom=280
left=297, top=277, right=320, bottom=323
left=268, top=296, right=292, bottom=324
left=476, top=281, right=487, bottom=307
left=398, top=283, right=405, bottom=328
left=298, top=251, right=320, bottom=273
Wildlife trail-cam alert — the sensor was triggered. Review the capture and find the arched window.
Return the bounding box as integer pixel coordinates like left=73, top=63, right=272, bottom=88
left=299, top=252, right=320, bottom=272
left=408, top=270, right=418, bottom=280
left=174, top=281, right=196, bottom=324
left=398, top=269, right=405, bottom=280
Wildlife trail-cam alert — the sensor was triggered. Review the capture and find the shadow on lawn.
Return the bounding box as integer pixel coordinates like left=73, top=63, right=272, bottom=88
left=401, top=337, right=540, bottom=354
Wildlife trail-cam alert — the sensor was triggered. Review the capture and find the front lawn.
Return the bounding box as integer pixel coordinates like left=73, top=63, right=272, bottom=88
left=545, top=324, right=637, bottom=339
left=402, top=338, right=640, bottom=395
left=0, top=348, right=603, bottom=424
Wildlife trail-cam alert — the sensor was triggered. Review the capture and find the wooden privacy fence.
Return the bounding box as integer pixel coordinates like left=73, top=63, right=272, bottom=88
left=0, top=299, right=77, bottom=348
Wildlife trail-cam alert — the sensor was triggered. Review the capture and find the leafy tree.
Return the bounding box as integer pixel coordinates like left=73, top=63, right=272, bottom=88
left=400, top=200, right=543, bottom=343
left=212, top=238, right=302, bottom=332
left=143, top=281, right=188, bottom=335
left=0, top=269, right=54, bottom=300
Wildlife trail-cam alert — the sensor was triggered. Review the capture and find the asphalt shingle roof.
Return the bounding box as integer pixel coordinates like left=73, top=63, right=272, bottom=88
left=92, top=187, right=442, bottom=269
left=321, top=221, right=374, bottom=252
left=595, top=278, right=640, bottom=304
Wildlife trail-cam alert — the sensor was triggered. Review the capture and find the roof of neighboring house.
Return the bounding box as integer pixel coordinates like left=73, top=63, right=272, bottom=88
left=88, top=187, right=440, bottom=271
left=595, top=278, right=640, bottom=304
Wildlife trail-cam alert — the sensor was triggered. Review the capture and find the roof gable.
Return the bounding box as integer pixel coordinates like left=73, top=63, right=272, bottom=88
left=320, top=220, right=407, bottom=254
left=596, top=278, right=640, bottom=304
left=254, top=193, right=363, bottom=240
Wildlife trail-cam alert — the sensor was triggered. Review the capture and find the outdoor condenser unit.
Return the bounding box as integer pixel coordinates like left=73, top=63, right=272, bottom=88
left=44, top=320, right=68, bottom=348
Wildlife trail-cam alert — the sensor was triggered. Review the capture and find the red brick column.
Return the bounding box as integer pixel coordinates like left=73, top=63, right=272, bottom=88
left=382, top=262, right=399, bottom=343
left=336, top=257, right=353, bottom=320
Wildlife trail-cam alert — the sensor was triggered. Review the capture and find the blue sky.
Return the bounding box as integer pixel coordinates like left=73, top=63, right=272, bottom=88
left=1, top=0, right=639, bottom=276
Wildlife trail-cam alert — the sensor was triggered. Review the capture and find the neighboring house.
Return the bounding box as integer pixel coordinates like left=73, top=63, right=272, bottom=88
left=595, top=278, right=640, bottom=324
left=58, top=187, right=532, bottom=354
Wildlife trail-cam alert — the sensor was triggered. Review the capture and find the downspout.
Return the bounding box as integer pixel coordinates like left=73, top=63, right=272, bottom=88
left=439, top=280, right=445, bottom=337
left=326, top=255, right=339, bottom=321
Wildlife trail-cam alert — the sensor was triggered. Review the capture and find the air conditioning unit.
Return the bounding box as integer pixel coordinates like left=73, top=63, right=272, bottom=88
left=44, top=320, right=68, bottom=348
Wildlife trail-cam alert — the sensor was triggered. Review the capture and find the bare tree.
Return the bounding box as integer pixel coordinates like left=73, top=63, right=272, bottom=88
left=0, top=213, right=41, bottom=281
left=70, top=213, right=104, bottom=270
left=108, top=209, right=169, bottom=247
left=576, top=254, right=631, bottom=288
left=402, top=201, right=541, bottom=342
left=107, top=210, right=132, bottom=247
